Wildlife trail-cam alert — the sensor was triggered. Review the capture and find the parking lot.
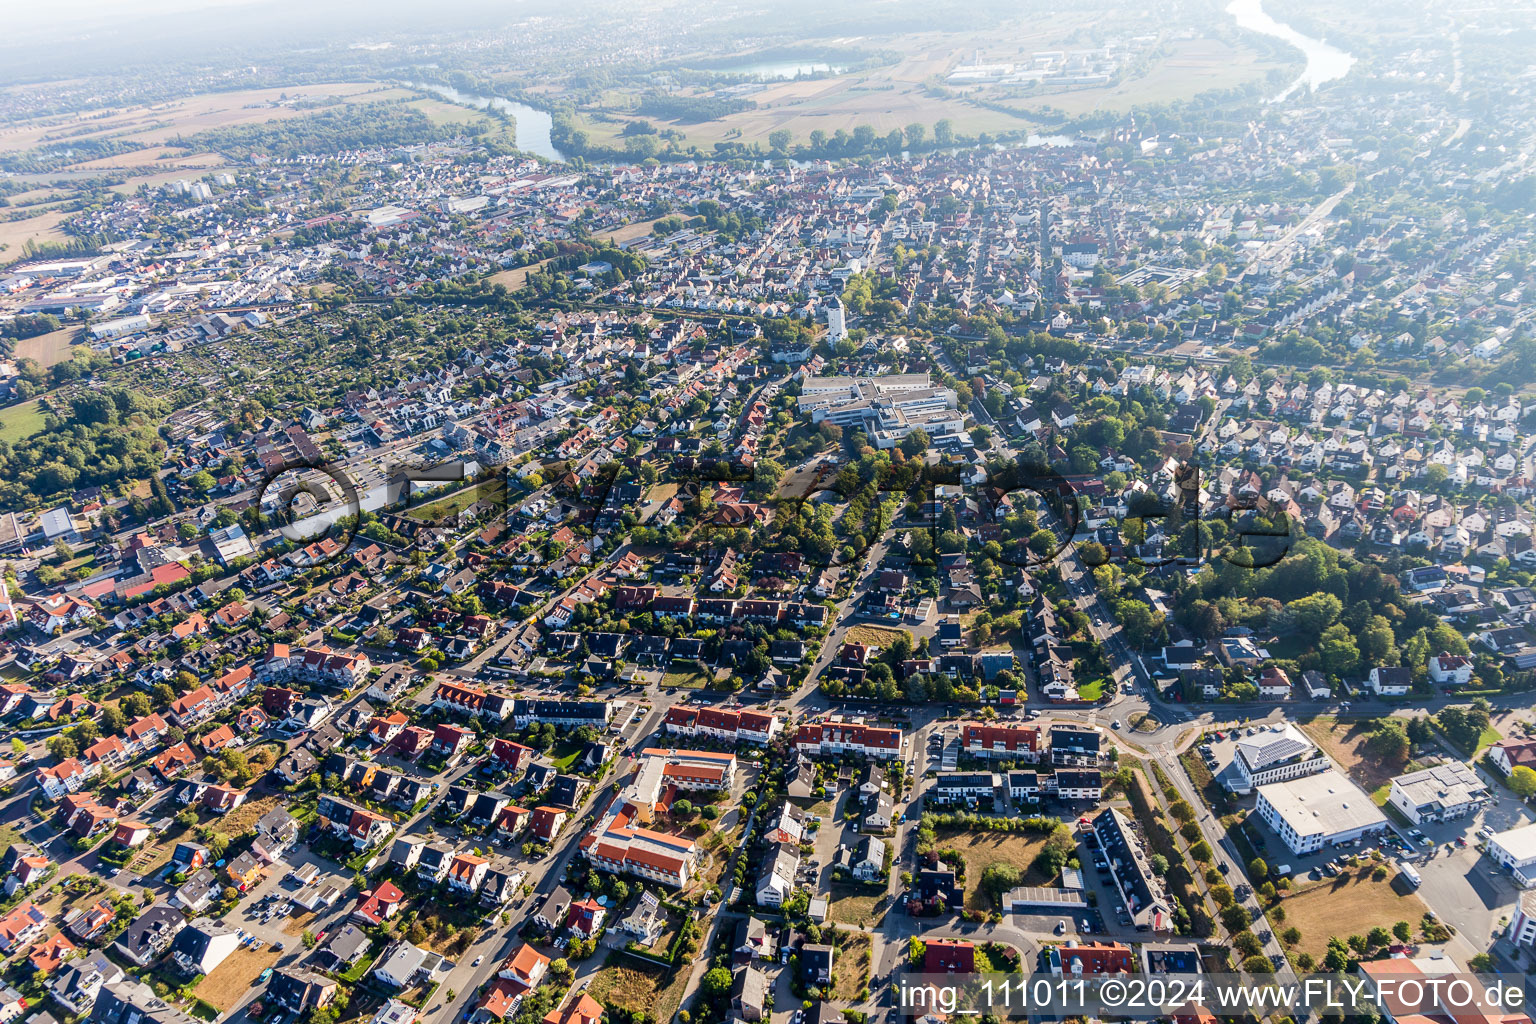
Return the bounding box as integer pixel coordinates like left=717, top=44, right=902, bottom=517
left=231, top=843, right=359, bottom=953
left=1007, top=827, right=1163, bottom=945
left=1194, top=715, right=1298, bottom=794
left=1406, top=770, right=1533, bottom=952
left=1202, top=718, right=1534, bottom=958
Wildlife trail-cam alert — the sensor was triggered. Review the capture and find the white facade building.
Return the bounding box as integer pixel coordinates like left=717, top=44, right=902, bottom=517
left=1254, top=770, right=1389, bottom=855
left=1386, top=763, right=1488, bottom=824
left=1228, top=724, right=1329, bottom=794
left=1488, top=824, right=1536, bottom=887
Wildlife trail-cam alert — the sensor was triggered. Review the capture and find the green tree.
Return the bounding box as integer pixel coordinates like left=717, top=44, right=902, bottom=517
left=1113, top=598, right=1163, bottom=647
left=1284, top=592, right=1342, bottom=633
left=1359, top=615, right=1398, bottom=666
left=1367, top=720, right=1409, bottom=762
left=1509, top=765, right=1536, bottom=798
left=701, top=967, right=733, bottom=999
left=1318, top=623, right=1360, bottom=676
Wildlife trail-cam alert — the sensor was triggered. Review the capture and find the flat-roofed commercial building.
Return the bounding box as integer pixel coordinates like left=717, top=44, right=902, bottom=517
left=796, top=373, right=962, bottom=448
left=1488, top=824, right=1536, bottom=887
left=1386, top=762, right=1488, bottom=824
left=1255, top=770, right=1389, bottom=855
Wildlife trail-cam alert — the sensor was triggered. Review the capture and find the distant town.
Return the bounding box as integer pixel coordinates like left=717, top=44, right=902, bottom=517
left=1, top=1, right=1535, bottom=1024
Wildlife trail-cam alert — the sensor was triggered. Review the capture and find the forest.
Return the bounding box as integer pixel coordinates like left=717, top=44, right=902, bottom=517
left=0, top=379, right=184, bottom=509
left=172, top=102, right=485, bottom=161
left=635, top=94, right=756, bottom=123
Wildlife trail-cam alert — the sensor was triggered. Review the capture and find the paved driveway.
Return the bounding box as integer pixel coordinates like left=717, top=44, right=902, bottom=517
left=1410, top=776, right=1534, bottom=950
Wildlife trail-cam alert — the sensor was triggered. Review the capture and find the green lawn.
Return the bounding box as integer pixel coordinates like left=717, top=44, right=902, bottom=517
left=1475, top=726, right=1502, bottom=756
left=551, top=739, right=584, bottom=770
left=0, top=399, right=48, bottom=442
left=403, top=478, right=507, bottom=522
left=1077, top=677, right=1106, bottom=701
left=660, top=667, right=711, bottom=689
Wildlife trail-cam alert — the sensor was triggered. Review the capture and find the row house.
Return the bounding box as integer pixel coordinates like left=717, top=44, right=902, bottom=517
left=316, top=794, right=396, bottom=849
left=432, top=680, right=517, bottom=721
left=122, top=713, right=168, bottom=756
left=262, top=644, right=372, bottom=687
left=661, top=706, right=782, bottom=745
left=961, top=723, right=1042, bottom=761
left=83, top=735, right=129, bottom=771
left=167, top=685, right=220, bottom=729
left=510, top=699, right=612, bottom=730
left=792, top=719, right=902, bottom=760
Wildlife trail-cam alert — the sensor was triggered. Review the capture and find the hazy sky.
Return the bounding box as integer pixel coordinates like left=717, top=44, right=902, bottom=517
left=12, top=0, right=269, bottom=36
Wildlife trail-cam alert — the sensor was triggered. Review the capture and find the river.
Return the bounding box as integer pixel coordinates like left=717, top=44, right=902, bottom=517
left=407, top=83, right=567, bottom=162
left=1226, top=0, right=1356, bottom=102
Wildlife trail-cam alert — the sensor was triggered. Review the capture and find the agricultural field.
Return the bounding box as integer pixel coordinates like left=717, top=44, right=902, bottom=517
left=0, top=82, right=393, bottom=157
left=13, top=325, right=83, bottom=367
left=572, top=79, right=1027, bottom=153
left=992, top=37, right=1289, bottom=118
left=0, top=206, right=73, bottom=261
left=565, top=17, right=1282, bottom=151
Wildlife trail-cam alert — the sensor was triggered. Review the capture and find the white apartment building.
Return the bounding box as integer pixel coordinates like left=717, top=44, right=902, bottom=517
left=1228, top=724, right=1329, bottom=794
